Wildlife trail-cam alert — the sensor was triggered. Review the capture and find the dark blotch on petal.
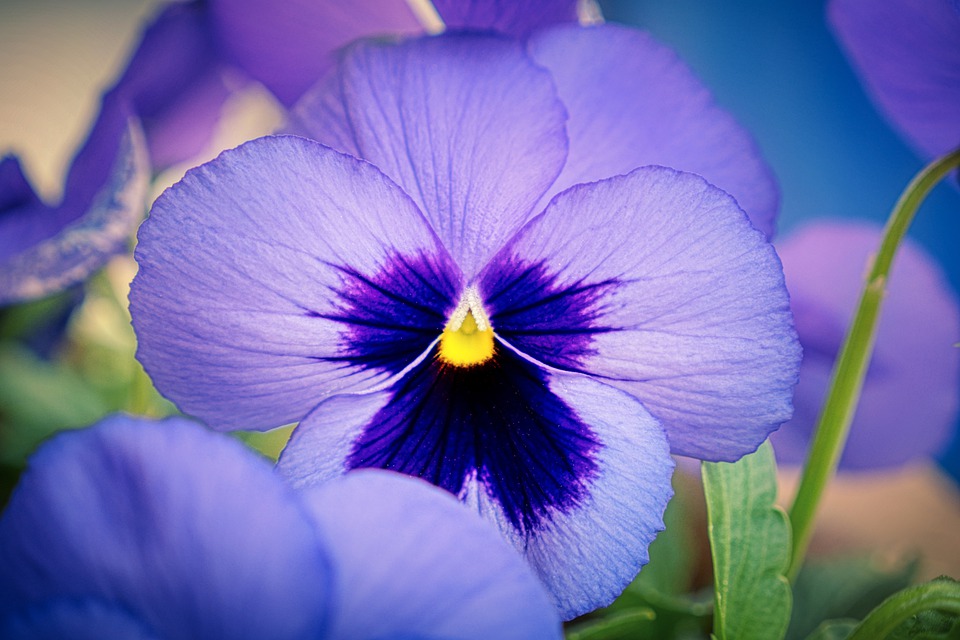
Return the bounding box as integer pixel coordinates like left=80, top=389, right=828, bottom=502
left=347, top=343, right=601, bottom=535
left=309, top=252, right=457, bottom=375
left=481, top=255, right=618, bottom=372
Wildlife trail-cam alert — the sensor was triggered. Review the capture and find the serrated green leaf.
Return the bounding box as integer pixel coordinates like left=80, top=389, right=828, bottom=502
left=703, top=440, right=792, bottom=640
left=847, top=577, right=960, bottom=640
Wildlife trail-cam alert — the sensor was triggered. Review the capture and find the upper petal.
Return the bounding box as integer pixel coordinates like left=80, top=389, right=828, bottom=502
left=300, top=470, right=563, bottom=639
left=291, top=33, right=569, bottom=279
left=0, top=116, right=149, bottom=305
left=209, top=0, right=422, bottom=106
left=771, top=220, right=960, bottom=469
left=433, top=0, right=578, bottom=36
left=0, top=415, right=331, bottom=639
left=829, top=0, right=960, bottom=158
left=131, top=135, right=461, bottom=431
left=528, top=24, right=779, bottom=238
left=481, top=167, right=801, bottom=461
left=278, top=343, right=674, bottom=620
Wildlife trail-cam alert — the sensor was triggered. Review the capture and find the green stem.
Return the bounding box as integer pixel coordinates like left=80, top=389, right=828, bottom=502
left=846, top=579, right=960, bottom=640
left=787, top=148, right=960, bottom=580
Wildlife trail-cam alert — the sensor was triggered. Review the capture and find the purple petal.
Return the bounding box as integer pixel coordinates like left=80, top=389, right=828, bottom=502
left=0, top=415, right=331, bottom=639
left=101, top=0, right=233, bottom=170
left=528, top=24, right=779, bottom=238
left=771, top=220, right=960, bottom=469
left=0, top=118, right=149, bottom=305
left=131, top=135, right=460, bottom=431
left=278, top=346, right=674, bottom=619
left=0, top=155, right=41, bottom=212
left=829, top=0, right=960, bottom=158
left=433, top=0, right=578, bottom=36
left=482, top=167, right=801, bottom=461
left=300, top=470, right=563, bottom=639
left=1, top=600, right=157, bottom=640
left=291, top=33, right=569, bottom=279
left=209, top=0, right=421, bottom=106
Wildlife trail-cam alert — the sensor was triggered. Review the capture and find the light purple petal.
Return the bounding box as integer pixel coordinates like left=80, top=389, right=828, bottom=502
left=829, top=0, right=960, bottom=158
left=209, top=0, right=421, bottom=106
left=300, top=469, right=563, bottom=638
left=0, top=118, right=149, bottom=305
left=0, top=415, right=331, bottom=639
left=100, top=0, right=233, bottom=170
left=771, top=220, right=960, bottom=469
left=131, top=135, right=460, bottom=431
left=279, top=362, right=674, bottom=620
left=433, top=0, right=578, bottom=36
left=291, top=33, right=569, bottom=279
left=482, top=167, right=801, bottom=461
left=528, top=24, right=779, bottom=238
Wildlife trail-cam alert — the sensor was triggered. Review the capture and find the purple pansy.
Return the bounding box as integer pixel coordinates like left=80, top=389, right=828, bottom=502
left=829, top=0, right=960, bottom=158
left=0, top=415, right=562, bottom=639
left=771, top=221, right=960, bottom=470
left=130, top=33, right=799, bottom=617
left=0, top=106, right=148, bottom=306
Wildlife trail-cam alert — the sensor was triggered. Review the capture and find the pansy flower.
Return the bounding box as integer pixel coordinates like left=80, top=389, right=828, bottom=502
left=771, top=221, right=960, bottom=470
left=829, top=0, right=960, bottom=159
left=130, top=33, right=800, bottom=617
left=0, top=415, right=562, bottom=639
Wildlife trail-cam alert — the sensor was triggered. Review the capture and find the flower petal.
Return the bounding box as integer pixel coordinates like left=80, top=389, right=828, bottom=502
left=291, top=33, right=569, bottom=279
left=0, top=116, right=149, bottom=305
left=209, top=0, right=421, bottom=106
left=278, top=345, right=674, bottom=619
left=300, top=469, right=563, bottom=639
left=528, top=24, right=779, bottom=238
left=1, top=599, right=158, bottom=640
left=771, top=221, right=960, bottom=469
left=101, top=0, right=234, bottom=170
left=0, top=415, right=331, bottom=639
left=481, top=167, right=800, bottom=461
left=433, top=0, right=578, bottom=36
left=829, top=0, right=960, bottom=158
left=131, top=135, right=460, bottom=431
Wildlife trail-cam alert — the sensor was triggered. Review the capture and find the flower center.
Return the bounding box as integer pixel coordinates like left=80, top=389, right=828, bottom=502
left=438, top=286, right=494, bottom=367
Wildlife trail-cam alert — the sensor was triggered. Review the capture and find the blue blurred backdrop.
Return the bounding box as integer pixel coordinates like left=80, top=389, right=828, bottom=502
left=602, top=0, right=960, bottom=481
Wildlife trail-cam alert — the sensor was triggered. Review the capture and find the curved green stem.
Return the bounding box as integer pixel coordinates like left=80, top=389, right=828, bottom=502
left=787, top=148, right=960, bottom=580
left=846, top=579, right=960, bottom=640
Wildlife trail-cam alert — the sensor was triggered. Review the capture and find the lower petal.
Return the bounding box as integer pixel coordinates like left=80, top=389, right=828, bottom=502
left=278, top=345, right=674, bottom=619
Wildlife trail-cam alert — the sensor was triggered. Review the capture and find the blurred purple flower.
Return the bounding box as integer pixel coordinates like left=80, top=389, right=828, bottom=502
left=829, top=0, right=960, bottom=159
left=771, top=221, right=960, bottom=470
left=0, top=415, right=561, bottom=639
left=0, top=107, right=148, bottom=305
left=130, top=32, right=799, bottom=617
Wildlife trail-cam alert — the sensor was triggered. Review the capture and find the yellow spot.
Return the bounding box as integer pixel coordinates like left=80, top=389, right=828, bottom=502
left=438, top=310, right=494, bottom=367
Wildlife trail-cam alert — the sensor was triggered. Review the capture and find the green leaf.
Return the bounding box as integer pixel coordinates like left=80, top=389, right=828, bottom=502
left=847, top=577, right=960, bottom=640
left=789, top=556, right=917, bottom=639
left=704, top=440, right=792, bottom=640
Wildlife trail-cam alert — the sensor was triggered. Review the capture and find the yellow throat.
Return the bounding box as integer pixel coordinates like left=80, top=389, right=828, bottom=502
left=438, top=287, right=494, bottom=367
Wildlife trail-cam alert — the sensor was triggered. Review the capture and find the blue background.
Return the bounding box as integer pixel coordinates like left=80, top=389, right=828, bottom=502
left=602, top=0, right=960, bottom=480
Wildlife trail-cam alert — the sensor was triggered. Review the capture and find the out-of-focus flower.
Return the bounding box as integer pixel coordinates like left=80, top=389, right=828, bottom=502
left=130, top=33, right=799, bottom=618
left=771, top=220, right=960, bottom=470
left=0, top=415, right=562, bottom=639
left=829, top=0, right=960, bottom=159
left=0, top=109, right=148, bottom=306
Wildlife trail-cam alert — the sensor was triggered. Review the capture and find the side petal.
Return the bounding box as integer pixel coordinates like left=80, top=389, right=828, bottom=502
left=0, top=117, right=149, bottom=305
left=300, top=469, right=563, bottom=639
left=209, top=0, right=421, bottom=106
left=829, top=0, right=960, bottom=159
left=433, top=0, right=578, bottom=36
left=528, top=24, right=779, bottom=238
left=291, top=33, right=569, bottom=279
left=131, top=135, right=461, bottom=431
left=771, top=220, right=960, bottom=469
left=279, top=345, right=674, bottom=620
left=0, top=415, right=331, bottom=639
left=480, top=167, right=801, bottom=461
